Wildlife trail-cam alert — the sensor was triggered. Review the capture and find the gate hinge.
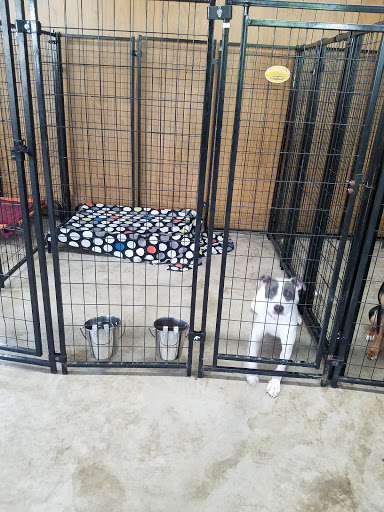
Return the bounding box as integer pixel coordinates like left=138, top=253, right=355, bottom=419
left=50, top=353, right=67, bottom=364
left=15, top=19, right=41, bottom=34
left=207, top=5, right=232, bottom=20
left=327, top=354, right=342, bottom=367
left=212, top=59, right=219, bottom=66
left=11, top=140, right=28, bottom=161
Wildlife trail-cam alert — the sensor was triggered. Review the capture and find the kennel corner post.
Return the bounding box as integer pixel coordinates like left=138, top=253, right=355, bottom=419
left=320, top=37, right=384, bottom=384
left=28, top=0, right=68, bottom=373
left=0, top=0, right=45, bottom=356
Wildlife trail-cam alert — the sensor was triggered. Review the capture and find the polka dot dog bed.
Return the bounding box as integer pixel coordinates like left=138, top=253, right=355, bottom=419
left=46, top=203, right=234, bottom=271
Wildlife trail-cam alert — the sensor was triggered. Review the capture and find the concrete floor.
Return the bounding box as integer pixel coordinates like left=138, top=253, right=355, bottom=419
left=1, top=362, right=384, bottom=512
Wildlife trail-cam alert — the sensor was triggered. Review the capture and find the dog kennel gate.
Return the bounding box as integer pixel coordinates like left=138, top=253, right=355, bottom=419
left=197, top=4, right=384, bottom=385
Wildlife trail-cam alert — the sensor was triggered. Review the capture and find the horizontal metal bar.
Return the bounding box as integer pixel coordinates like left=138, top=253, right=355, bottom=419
left=0, top=353, right=50, bottom=366
left=202, top=365, right=322, bottom=379
left=139, top=36, right=207, bottom=45
left=0, top=343, right=38, bottom=355
left=229, top=1, right=384, bottom=14
left=60, top=33, right=133, bottom=42
left=296, top=32, right=351, bottom=51
left=66, top=361, right=188, bottom=369
left=337, top=376, right=384, bottom=388
left=217, top=354, right=317, bottom=368
left=248, top=18, right=384, bottom=33
left=228, top=42, right=291, bottom=49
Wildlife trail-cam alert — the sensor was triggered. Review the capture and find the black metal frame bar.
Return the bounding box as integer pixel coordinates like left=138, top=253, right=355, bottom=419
left=203, top=38, right=217, bottom=230
left=208, top=5, right=249, bottom=372
left=197, top=13, right=231, bottom=377
left=137, top=35, right=142, bottom=207
left=189, top=0, right=216, bottom=376
left=248, top=19, right=384, bottom=33
left=0, top=0, right=43, bottom=356
left=15, top=0, right=59, bottom=371
left=130, top=36, right=136, bottom=206
left=233, top=1, right=384, bottom=14
left=28, top=0, right=68, bottom=373
left=51, top=32, right=71, bottom=216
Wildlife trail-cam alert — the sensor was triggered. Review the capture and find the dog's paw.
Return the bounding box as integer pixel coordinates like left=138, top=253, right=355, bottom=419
left=266, top=378, right=281, bottom=398
left=366, top=334, right=374, bottom=343
left=246, top=374, right=259, bottom=386
left=297, top=315, right=303, bottom=326
left=366, top=347, right=379, bottom=360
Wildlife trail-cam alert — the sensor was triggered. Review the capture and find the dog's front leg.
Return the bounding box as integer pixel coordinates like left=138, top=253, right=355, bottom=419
left=266, top=327, right=295, bottom=398
left=245, top=322, right=264, bottom=385
left=367, top=325, right=383, bottom=360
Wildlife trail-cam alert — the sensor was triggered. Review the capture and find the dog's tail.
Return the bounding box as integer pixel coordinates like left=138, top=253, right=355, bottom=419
left=375, top=283, right=384, bottom=335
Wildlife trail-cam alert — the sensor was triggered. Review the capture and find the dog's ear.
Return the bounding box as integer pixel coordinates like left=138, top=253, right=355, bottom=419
left=291, top=277, right=306, bottom=292
left=259, top=275, right=271, bottom=286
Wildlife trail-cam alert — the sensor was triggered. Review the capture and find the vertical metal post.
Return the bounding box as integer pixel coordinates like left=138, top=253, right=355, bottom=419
left=28, top=0, right=67, bottom=372
left=131, top=36, right=136, bottom=206
left=198, top=24, right=231, bottom=378
left=188, top=0, right=216, bottom=377
left=320, top=39, right=384, bottom=376
left=203, top=39, right=218, bottom=230
left=51, top=32, right=71, bottom=217
left=137, top=36, right=142, bottom=207
left=303, top=35, right=363, bottom=309
left=210, top=6, right=249, bottom=370
left=15, top=0, right=58, bottom=371
left=281, top=44, right=324, bottom=264
left=0, top=0, right=43, bottom=354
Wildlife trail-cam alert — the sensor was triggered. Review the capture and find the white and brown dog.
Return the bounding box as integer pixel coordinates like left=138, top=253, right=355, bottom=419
left=245, top=275, right=305, bottom=398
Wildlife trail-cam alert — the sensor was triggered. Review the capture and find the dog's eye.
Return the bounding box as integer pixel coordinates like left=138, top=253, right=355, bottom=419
left=268, top=287, right=278, bottom=299
left=284, top=290, right=294, bottom=301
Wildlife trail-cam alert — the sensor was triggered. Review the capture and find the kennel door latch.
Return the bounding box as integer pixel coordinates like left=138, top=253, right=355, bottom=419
left=14, top=19, right=41, bottom=34
left=207, top=5, right=232, bottom=20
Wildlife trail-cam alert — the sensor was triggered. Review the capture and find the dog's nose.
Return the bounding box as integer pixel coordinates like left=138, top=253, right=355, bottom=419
left=274, top=305, right=284, bottom=314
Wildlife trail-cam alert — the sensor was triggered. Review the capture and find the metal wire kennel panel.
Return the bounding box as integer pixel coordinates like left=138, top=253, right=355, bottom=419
left=0, top=0, right=61, bottom=371
left=329, top=76, right=384, bottom=389
left=36, top=0, right=215, bottom=372
left=198, top=7, right=384, bottom=383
